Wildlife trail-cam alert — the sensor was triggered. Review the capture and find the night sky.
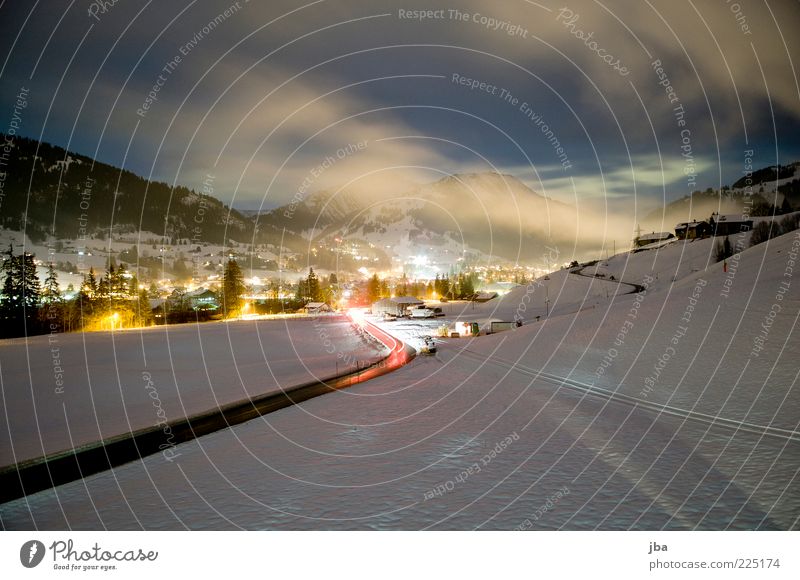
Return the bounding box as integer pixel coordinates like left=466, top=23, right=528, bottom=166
left=1, top=0, right=799, bottom=211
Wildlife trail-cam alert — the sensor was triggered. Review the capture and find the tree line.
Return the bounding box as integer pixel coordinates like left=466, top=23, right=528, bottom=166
left=364, top=271, right=477, bottom=303
left=0, top=247, right=253, bottom=338
left=715, top=213, right=800, bottom=262
left=0, top=245, right=153, bottom=338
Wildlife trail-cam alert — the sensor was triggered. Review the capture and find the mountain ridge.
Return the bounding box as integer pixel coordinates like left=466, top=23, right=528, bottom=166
left=0, top=134, right=306, bottom=252
left=4, top=134, right=798, bottom=269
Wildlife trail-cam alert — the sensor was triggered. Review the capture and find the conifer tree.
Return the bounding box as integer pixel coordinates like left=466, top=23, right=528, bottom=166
left=221, top=259, right=245, bottom=317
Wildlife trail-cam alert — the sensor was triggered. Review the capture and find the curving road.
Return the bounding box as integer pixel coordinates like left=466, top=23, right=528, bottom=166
left=0, top=316, right=415, bottom=503
left=571, top=265, right=646, bottom=294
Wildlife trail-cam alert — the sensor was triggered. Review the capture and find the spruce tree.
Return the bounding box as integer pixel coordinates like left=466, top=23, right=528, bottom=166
left=0, top=248, right=41, bottom=335
left=0, top=245, right=18, bottom=326
left=221, top=259, right=245, bottom=317
left=460, top=273, right=475, bottom=298
left=307, top=267, right=322, bottom=302
left=367, top=274, right=381, bottom=303
left=42, top=263, right=61, bottom=303
left=82, top=267, right=98, bottom=297
left=40, top=263, right=63, bottom=331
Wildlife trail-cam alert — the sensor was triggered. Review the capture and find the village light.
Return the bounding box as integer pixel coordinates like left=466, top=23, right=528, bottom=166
left=105, top=312, right=121, bottom=331
left=348, top=308, right=365, bottom=323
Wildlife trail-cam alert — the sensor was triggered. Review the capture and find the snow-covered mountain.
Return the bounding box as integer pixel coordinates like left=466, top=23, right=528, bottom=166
left=255, top=172, right=579, bottom=269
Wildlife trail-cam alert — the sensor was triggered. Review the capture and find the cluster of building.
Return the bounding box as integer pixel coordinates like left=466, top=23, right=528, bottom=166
left=150, top=287, right=219, bottom=314
left=634, top=212, right=754, bottom=248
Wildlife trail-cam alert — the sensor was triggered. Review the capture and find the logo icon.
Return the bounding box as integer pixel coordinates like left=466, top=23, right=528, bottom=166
left=20, top=540, right=46, bottom=568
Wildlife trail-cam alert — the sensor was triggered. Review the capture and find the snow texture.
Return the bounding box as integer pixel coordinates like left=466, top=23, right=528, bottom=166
left=1, top=232, right=798, bottom=530
left=0, top=315, right=387, bottom=466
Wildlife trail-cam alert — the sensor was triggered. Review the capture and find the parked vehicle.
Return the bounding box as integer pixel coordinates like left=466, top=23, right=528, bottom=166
left=490, top=321, right=517, bottom=333
left=410, top=306, right=436, bottom=319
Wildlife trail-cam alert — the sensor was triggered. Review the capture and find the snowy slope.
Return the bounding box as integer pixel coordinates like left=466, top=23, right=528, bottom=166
left=0, top=316, right=387, bottom=466
left=2, top=232, right=797, bottom=530
left=462, top=230, right=800, bottom=430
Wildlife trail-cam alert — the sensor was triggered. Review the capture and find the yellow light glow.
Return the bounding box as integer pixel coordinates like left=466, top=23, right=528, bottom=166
left=348, top=308, right=366, bottom=324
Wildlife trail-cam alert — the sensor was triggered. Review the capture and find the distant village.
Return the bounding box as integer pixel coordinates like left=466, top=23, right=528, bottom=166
left=2, top=200, right=798, bottom=339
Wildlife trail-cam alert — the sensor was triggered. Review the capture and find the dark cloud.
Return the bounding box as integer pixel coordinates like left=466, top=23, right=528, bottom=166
left=1, top=0, right=798, bottom=212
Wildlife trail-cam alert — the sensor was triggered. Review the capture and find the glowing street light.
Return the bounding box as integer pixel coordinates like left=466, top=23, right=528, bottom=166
left=106, top=311, right=120, bottom=331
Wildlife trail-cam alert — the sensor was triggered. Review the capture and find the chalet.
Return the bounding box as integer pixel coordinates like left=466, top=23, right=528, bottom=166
left=634, top=232, right=674, bottom=248
left=187, top=288, right=218, bottom=310
left=709, top=212, right=753, bottom=236
left=303, top=302, right=332, bottom=314
left=473, top=291, right=499, bottom=302
left=371, top=296, right=424, bottom=317
left=675, top=220, right=711, bottom=240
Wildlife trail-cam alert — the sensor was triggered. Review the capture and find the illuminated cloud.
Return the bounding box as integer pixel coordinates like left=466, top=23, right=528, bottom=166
left=0, top=0, right=797, bottom=215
